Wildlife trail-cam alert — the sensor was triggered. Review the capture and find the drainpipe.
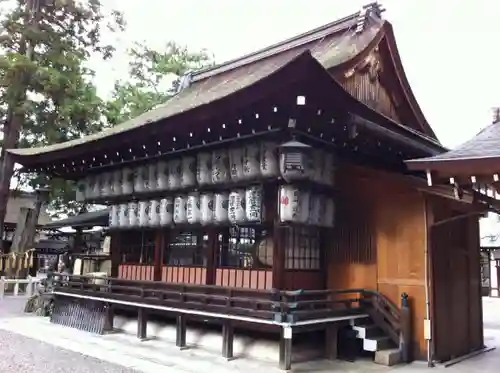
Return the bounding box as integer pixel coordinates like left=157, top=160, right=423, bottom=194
left=423, top=198, right=435, bottom=367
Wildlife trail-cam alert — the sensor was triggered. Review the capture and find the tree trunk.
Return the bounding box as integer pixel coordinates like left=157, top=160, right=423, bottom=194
left=0, top=1, right=40, bottom=251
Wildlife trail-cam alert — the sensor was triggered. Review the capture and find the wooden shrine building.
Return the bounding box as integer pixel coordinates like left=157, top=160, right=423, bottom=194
left=6, top=3, right=492, bottom=369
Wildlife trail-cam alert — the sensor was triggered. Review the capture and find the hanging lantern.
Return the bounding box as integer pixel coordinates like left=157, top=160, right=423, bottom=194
left=279, top=139, right=312, bottom=182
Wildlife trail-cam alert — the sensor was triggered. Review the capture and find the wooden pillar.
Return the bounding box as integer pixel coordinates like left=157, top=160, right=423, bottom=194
left=222, top=320, right=234, bottom=360
left=176, top=314, right=187, bottom=349
left=325, top=323, right=338, bottom=360
left=272, top=226, right=285, bottom=289
left=154, top=230, right=164, bottom=281
left=137, top=308, right=147, bottom=340
left=110, top=232, right=121, bottom=278
left=279, top=325, right=292, bottom=370
left=205, top=228, right=217, bottom=285
left=104, top=303, right=114, bottom=332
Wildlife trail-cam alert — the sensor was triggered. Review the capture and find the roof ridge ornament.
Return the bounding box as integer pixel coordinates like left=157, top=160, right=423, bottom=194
left=355, top=2, right=385, bottom=34
left=176, top=71, right=193, bottom=94
left=492, top=107, right=500, bottom=124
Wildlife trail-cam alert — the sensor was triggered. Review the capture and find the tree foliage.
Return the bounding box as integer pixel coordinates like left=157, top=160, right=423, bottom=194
left=1, top=0, right=214, bottom=219
left=0, top=0, right=125, bottom=217
left=105, top=41, right=213, bottom=125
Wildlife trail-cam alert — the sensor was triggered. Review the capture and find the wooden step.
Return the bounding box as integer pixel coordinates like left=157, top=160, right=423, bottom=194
left=349, top=316, right=372, bottom=327
left=363, top=335, right=394, bottom=352
left=352, top=323, right=385, bottom=339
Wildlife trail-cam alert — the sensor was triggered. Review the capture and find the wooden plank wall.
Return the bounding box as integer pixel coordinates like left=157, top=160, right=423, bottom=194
left=328, top=164, right=427, bottom=359
left=430, top=199, right=483, bottom=361
left=329, top=164, right=484, bottom=360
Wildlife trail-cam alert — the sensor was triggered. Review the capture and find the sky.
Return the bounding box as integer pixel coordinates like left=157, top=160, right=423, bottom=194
left=92, top=0, right=500, bottom=150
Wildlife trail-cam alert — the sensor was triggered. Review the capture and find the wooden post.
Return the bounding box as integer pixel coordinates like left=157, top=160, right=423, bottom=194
left=137, top=308, right=147, bottom=340
left=272, top=226, right=285, bottom=289
left=279, top=325, right=292, bottom=370
left=104, top=303, right=114, bottom=332
left=154, top=230, right=164, bottom=281
left=222, top=320, right=234, bottom=360
left=205, top=228, right=217, bottom=285
left=325, top=323, right=338, bottom=360
left=176, top=314, right=187, bottom=349
left=400, top=292, right=412, bottom=363
left=110, top=232, right=121, bottom=278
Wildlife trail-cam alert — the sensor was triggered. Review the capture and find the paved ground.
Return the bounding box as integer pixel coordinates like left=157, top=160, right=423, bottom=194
left=0, top=296, right=499, bottom=372
left=0, top=297, right=138, bottom=373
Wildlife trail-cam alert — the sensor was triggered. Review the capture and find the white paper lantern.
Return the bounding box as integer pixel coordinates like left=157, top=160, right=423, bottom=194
left=88, top=175, right=100, bottom=199
left=228, top=147, right=244, bottom=181
left=212, top=150, right=230, bottom=184
left=76, top=180, right=86, bottom=202
left=181, top=156, right=197, bottom=187
left=138, top=201, right=149, bottom=226
left=311, top=150, right=324, bottom=183
left=168, top=159, right=182, bottom=190
left=100, top=173, right=112, bottom=197
left=245, top=186, right=263, bottom=222
left=173, top=196, right=187, bottom=224
left=122, top=168, right=134, bottom=195
left=299, top=191, right=310, bottom=224
left=242, top=144, right=260, bottom=180
left=279, top=185, right=302, bottom=223
left=83, top=176, right=92, bottom=199
left=160, top=198, right=173, bottom=226
left=197, top=152, right=212, bottom=185
left=128, top=202, right=139, bottom=227
left=228, top=189, right=246, bottom=224
left=157, top=161, right=169, bottom=190
left=260, top=142, right=279, bottom=178
left=148, top=200, right=160, bottom=226
left=134, top=166, right=147, bottom=194
left=323, top=198, right=335, bottom=227
left=308, top=194, right=323, bottom=226
left=111, top=170, right=122, bottom=196
left=109, top=205, right=119, bottom=227
left=214, top=192, right=229, bottom=223
left=322, top=152, right=335, bottom=186
left=148, top=163, right=158, bottom=191
left=200, top=193, right=214, bottom=225
left=118, top=203, right=129, bottom=228
left=186, top=193, right=201, bottom=224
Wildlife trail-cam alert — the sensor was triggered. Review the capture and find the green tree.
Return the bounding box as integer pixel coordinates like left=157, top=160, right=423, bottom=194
left=105, top=41, right=213, bottom=125
left=0, top=0, right=125, bottom=237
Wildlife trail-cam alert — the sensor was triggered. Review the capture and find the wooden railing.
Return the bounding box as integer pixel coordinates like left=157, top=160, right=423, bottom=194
left=51, top=275, right=410, bottom=360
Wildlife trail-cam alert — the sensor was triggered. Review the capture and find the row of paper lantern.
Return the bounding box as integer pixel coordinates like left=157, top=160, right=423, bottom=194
left=108, top=187, right=264, bottom=228
left=76, top=142, right=336, bottom=201
left=278, top=185, right=335, bottom=227
left=77, top=142, right=278, bottom=201
left=108, top=185, right=334, bottom=228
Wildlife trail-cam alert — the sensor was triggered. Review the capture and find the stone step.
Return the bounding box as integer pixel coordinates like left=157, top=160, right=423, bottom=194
left=374, top=348, right=401, bottom=366
left=363, top=335, right=394, bottom=352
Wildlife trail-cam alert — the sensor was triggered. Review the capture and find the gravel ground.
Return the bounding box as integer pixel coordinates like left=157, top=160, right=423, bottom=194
left=0, top=297, right=139, bottom=373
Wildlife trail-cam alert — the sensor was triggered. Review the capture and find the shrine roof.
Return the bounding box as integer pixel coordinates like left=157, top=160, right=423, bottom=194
left=406, top=121, right=500, bottom=175
left=7, top=4, right=386, bottom=161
